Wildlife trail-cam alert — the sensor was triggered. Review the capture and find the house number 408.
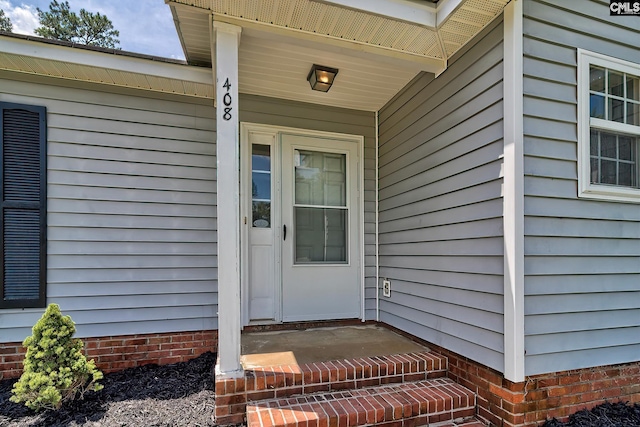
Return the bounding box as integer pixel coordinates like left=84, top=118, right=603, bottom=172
left=222, top=78, right=232, bottom=121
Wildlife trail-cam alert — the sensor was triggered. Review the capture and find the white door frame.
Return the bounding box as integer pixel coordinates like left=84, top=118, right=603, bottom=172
left=240, top=122, right=365, bottom=326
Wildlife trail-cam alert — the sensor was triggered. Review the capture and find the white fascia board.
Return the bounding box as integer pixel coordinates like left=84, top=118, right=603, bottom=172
left=315, top=0, right=437, bottom=28
left=315, top=0, right=468, bottom=30
left=0, top=35, right=212, bottom=85
left=436, top=0, right=465, bottom=28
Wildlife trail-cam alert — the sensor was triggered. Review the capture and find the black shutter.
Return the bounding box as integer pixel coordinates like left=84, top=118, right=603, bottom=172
left=1, top=102, right=47, bottom=308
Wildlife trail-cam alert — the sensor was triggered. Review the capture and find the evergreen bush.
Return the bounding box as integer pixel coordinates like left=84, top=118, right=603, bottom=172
left=10, top=303, right=103, bottom=411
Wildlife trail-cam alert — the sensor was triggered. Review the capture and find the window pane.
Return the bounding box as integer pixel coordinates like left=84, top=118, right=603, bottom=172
left=252, top=144, right=271, bottom=171
left=590, top=94, right=605, bottom=119
left=294, top=207, right=346, bottom=263
left=590, top=130, right=599, bottom=156
left=618, top=162, right=634, bottom=187
left=608, top=70, right=624, bottom=97
left=619, top=136, right=633, bottom=160
left=628, top=75, right=640, bottom=101
left=600, top=133, right=617, bottom=158
left=252, top=201, right=270, bottom=228
left=590, top=66, right=605, bottom=92
left=627, top=102, right=639, bottom=126
left=600, top=160, right=617, bottom=185
left=609, top=98, right=624, bottom=122
left=590, top=157, right=599, bottom=184
left=295, top=150, right=346, bottom=207
left=252, top=172, right=271, bottom=200
left=251, top=144, right=271, bottom=228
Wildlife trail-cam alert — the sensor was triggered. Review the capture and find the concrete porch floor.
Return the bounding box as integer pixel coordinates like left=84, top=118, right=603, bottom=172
left=240, top=324, right=428, bottom=369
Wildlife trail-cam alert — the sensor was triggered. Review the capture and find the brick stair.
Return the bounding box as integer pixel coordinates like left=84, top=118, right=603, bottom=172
left=215, top=351, right=486, bottom=426
left=247, top=378, right=478, bottom=427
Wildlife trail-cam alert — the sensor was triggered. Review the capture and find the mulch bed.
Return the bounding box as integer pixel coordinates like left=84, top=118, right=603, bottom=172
left=542, top=402, right=640, bottom=427
left=0, top=352, right=220, bottom=427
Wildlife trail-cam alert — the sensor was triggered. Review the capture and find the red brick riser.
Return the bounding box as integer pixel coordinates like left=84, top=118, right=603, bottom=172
left=0, top=330, right=217, bottom=380
left=383, top=323, right=640, bottom=427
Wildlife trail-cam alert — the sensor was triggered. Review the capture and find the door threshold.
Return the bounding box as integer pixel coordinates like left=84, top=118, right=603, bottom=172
left=243, top=318, right=369, bottom=333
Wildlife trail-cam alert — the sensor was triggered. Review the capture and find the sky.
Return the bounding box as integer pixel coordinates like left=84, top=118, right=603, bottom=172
left=0, top=0, right=186, bottom=60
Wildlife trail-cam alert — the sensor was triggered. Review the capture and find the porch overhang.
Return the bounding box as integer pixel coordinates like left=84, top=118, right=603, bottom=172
left=167, top=0, right=509, bottom=111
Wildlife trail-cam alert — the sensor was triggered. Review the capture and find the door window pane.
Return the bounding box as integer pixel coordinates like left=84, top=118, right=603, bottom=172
left=252, top=144, right=271, bottom=228
left=294, top=150, right=346, bottom=207
left=252, top=172, right=271, bottom=200
left=252, top=145, right=271, bottom=171
left=294, top=207, right=346, bottom=263
left=293, top=148, right=348, bottom=264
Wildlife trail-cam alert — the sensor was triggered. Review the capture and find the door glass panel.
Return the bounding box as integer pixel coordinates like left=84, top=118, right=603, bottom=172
left=252, top=144, right=271, bottom=228
left=293, top=149, right=347, bottom=264
left=294, top=208, right=346, bottom=263
left=295, top=150, right=346, bottom=207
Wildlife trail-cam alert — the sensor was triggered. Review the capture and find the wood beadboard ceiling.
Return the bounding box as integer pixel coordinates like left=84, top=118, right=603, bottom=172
left=168, top=0, right=509, bottom=111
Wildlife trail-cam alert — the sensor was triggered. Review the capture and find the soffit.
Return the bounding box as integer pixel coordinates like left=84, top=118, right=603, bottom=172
left=0, top=35, right=214, bottom=99
left=170, top=0, right=509, bottom=67
left=168, top=0, right=508, bottom=111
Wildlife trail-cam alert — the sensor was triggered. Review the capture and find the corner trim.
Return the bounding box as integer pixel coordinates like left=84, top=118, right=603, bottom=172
left=502, top=0, right=525, bottom=383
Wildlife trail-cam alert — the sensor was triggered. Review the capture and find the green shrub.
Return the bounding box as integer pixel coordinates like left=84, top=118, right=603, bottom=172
left=10, top=303, right=103, bottom=411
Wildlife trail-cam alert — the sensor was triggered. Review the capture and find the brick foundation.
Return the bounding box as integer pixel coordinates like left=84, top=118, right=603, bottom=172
left=385, top=323, right=640, bottom=427
left=0, top=330, right=217, bottom=380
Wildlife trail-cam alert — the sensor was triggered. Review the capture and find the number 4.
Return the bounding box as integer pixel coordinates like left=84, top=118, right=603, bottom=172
left=223, top=78, right=231, bottom=91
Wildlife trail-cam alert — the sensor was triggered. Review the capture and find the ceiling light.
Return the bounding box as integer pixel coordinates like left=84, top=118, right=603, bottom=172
left=307, top=64, right=339, bottom=92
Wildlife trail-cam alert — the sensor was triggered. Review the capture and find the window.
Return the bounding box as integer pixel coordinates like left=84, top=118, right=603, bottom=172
left=578, top=49, right=640, bottom=202
left=1, top=102, right=47, bottom=308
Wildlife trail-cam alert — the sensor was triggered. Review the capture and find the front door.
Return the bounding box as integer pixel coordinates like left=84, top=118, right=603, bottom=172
left=242, top=124, right=362, bottom=324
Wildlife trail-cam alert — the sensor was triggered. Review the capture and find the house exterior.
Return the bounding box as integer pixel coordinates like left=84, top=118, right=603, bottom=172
left=1, top=0, right=639, bottom=426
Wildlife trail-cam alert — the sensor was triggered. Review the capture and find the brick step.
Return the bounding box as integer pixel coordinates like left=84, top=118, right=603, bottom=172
left=247, top=378, right=477, bottom=427
left=243, top=351, right=448, bottom=403
left=215, top=351, right=449, bottom=424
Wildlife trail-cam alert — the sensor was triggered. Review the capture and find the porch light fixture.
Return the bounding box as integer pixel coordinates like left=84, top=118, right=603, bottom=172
left=307, top=64, right=338, bottom=92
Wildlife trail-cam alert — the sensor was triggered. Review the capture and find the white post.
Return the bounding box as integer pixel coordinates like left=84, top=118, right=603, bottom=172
left=212, top=20, right=243, bottom=377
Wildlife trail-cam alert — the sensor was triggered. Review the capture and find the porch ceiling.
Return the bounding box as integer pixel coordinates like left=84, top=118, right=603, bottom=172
left=168, top=0, right=509, bottom=111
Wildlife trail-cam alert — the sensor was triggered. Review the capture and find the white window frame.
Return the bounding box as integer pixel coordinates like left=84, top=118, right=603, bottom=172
left=577, top=49, right=640, bottom=203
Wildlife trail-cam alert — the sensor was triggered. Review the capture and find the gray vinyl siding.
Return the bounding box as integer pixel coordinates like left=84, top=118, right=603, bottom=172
left=0, top=78, right=217, bottom=342
left=239, top=94, right=378, bottom=320
left=523, top=0, right=640, bottom=375
left=377, top=21, right=505, bottom=372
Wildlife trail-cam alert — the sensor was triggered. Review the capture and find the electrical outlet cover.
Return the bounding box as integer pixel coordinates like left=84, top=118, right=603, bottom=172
left=382, top=279, right=391, bottom=297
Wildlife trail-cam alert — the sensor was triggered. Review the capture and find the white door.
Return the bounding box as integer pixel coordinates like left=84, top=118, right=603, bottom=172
left=280, top=133, right=360, bottom=322
left=243, top=125, right=361, bottom=324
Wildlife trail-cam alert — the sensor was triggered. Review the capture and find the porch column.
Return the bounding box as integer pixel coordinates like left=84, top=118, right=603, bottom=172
left=212, top=20, right=243, bottom=377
